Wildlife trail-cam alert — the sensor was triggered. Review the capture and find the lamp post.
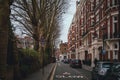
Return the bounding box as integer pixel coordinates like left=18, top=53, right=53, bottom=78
left=101, top=26, right=106, bottom=61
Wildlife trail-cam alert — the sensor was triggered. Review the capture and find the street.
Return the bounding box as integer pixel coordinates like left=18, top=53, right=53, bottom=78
left=53, top=61, right=91, bottom=80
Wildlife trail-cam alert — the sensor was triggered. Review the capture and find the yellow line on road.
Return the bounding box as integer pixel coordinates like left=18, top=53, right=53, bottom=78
left=49, top=63, right=57, bottom=80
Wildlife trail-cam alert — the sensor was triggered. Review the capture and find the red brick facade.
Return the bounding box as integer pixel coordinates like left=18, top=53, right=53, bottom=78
left=68, top=0, right=120, bottom=66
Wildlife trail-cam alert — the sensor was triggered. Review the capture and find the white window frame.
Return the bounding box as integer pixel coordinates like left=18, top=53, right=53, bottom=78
left=91, top=3, right=94, bottom=11
left=96, top=0, right=99, bottom=6
left=107, top=19, right=110, bottom=39
left=112, top=0, right=118, bottom=6
left=107, top=0, right=110, bottom=7
left=112, top=15, right=118, bottom=34
left=96, top=14, right=99, bottom=22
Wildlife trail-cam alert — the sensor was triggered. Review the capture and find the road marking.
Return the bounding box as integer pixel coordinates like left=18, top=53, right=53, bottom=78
left=55, top=75, right=86, bottom=79
left=54, top=63, right=90, bottom=79
left=80, top=76, right=84, bottom=78
left=68, top=76, right=72, bottom=78
left=49, top=63, right=57, bottom=80
left=63, top=72, right=71, bottom=75
left=76, top=76, right=81, bottom=78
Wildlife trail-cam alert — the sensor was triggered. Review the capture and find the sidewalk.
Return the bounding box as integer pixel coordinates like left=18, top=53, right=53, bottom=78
left=23, top=63, right=56, bottom=80
left=82, top=65, right=93, bottom=71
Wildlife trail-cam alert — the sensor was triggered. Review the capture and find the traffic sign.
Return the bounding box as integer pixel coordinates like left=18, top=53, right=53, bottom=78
left=102, top=49, right=106, bottom=55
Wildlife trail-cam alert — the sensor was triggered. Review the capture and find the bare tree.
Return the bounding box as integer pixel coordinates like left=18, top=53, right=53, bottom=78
left=11, top=0, right=68, bottom=51
left=11, top=0, right=69, bottom=67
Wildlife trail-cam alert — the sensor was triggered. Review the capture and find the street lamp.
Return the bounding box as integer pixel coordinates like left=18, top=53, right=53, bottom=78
left=101, top=26, right=106, bottom=61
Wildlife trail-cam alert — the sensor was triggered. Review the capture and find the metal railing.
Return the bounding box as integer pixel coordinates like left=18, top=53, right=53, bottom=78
left=103, top=33, right=120, bottom=40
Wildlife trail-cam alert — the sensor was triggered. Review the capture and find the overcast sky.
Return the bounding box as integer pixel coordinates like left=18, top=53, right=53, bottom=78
left=14, top=0, right=76, bottom=42
left=60, top=0, right=76, bottom=42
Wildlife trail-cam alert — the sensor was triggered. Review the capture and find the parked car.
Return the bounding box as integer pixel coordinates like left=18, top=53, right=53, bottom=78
left=61, top=59, right=65, bottom=62
left=69, top=59, right=82, bottom=68
left=64, top=59, right=69, bottom=64
left=104, top=62, right=120, bottom=80
left=91, top=61, right=113, bottom=80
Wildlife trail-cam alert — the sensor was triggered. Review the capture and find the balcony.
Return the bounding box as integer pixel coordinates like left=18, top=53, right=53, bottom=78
left=112, top=32, right=120, bottom=38
left=104, top=33, right=120, bottom=41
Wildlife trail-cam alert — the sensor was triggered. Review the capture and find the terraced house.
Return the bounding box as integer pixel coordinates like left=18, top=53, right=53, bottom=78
left=68, top=0, right=120, bottom=67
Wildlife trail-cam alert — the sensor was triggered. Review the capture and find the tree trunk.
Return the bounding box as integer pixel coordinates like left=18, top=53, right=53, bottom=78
left=0, top=1, right=10, bottom=80
left=33, top=33, right=39, bottom=51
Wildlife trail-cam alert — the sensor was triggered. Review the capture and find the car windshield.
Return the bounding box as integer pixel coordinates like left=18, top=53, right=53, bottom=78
left=114, top=64, right=120, bottom=69
left=102, top=63, right=113, bottom=68
left=112, top=64, right=120, bottom=71
left=75, top=60, right=79, bottom=63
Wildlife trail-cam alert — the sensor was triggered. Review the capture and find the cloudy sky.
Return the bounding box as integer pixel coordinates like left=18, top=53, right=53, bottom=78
left=60, top=0, right=76, bottom=42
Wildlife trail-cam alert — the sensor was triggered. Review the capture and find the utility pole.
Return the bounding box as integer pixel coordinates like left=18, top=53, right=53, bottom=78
left=101, top=26, right=106, bottom=61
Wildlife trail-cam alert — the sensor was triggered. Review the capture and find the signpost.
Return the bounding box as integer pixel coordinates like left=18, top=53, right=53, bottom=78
left=40, top=36, right=45, bottom=75
left=102, top=49, right=106, bottom=55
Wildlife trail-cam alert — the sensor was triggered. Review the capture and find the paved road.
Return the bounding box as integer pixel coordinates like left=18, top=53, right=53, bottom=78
left=53, top=62, right=91, bottom=80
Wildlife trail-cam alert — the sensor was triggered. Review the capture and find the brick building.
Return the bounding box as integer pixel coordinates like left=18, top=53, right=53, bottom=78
left=68, top=16, right=77, bottom=59
left=17, top=36, right=34, bottom=49
left=59, top=41, right=68, bottom=60
left=68, top=0, right=120, bottom=67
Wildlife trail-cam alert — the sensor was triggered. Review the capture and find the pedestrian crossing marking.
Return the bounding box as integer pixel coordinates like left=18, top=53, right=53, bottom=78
left=55, top=75, right=84, bottom=79
left=63, top=72, right=70, bottom=75
left=55, top=71, right=86, bottom=79
left=68, top=76, right=72, bottom=78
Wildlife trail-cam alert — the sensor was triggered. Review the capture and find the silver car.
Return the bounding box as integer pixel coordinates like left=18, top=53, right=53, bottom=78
left=91, top=61, right=113, bottom=80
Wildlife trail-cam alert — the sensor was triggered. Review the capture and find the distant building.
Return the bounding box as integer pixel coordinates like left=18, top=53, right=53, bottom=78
left=16, top=36, right=34, bottom=49
left=59, top=41, right=68, bottom=60
left=54, top=48, right=60, bottom=60
left=68, top=16, right=77, bottom=59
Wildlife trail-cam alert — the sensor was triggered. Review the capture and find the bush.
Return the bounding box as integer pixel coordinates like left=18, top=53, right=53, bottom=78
left=18, top=48, right=41, bottom=78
